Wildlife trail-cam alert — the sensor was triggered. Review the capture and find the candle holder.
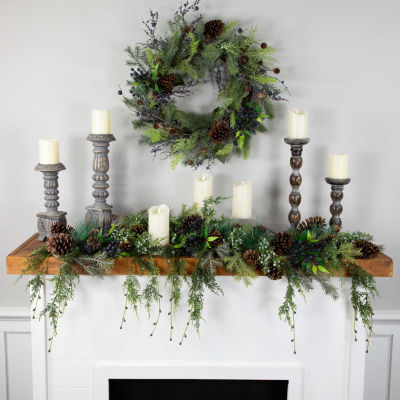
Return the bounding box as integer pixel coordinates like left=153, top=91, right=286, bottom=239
left=85, top=134, right=116, bottom=228
left=35, top=163, right=67, bottom=241
left=284, top=138, right=310, bottom=230
left=325, top=177, right=351, bottom=229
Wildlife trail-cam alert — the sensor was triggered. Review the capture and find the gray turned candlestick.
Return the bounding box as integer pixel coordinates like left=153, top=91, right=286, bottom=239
left=325, top=177, right=351, bottom=229
left=284, top=138, right=310, bottom=230
left=35, top=163, right=67, bottom=241
left=85, top=134, right=116, bottom=228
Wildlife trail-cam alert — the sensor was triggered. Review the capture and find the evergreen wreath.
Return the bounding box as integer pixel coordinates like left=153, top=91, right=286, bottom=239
left=120, top=0, right=287, bottom=169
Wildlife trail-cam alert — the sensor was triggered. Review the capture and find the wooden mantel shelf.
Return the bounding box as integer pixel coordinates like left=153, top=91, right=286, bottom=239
left=6, top=234, right=393, bottom=277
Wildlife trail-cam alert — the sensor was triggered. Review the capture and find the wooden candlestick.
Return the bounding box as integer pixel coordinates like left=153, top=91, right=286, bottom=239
left=325, top=177, right=351, bottom=229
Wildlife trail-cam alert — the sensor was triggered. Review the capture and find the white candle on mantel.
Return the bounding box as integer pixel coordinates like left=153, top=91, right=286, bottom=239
left=328, top=154, right=349, bottom=179
left=288, top=109, right=308, bottom=138
left=194, top=174, right=213, bottom=207
left=232, top=181, right=252, bottom=219
left=148, top=204, right=170, bottom=245
left=91, top=109, right=111, bottom=134
left=39, top=139, right=59, bottom=164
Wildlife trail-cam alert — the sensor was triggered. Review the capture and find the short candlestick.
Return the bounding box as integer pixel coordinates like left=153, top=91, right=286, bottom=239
left=85, top=134, right=116, bottom=228
left=35, top=163, right=67, bottom=241
left=325, top=177, right=351, bottom=229
left=284, top=138, right=310, bottom=230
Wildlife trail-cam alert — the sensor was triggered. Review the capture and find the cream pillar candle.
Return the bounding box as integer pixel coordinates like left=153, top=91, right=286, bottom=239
left=328, top=154, right=349, bottom=179
left=288, top=109, right=308, bottom=138
left=148, top=204, right=170, bottom=245
left=194, top=174, right=213, bottom=207
left=91, top=109, right=111, bottom=134
left=232, top=181, right=252, bottom=219
left=39, top=139, right=59, bottom=164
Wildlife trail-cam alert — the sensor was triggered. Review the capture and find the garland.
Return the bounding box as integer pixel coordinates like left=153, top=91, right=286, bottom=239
left=23, top=198, right=380, bottom=353
left=120, top=1, right=286, bottom=169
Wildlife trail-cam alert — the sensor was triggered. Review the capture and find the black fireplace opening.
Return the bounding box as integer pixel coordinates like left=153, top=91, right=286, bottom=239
left=109, top=378, right=288, bottom=400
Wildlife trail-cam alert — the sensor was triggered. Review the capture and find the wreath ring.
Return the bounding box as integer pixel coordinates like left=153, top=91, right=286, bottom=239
left=121, top=1, right=286, bottom=169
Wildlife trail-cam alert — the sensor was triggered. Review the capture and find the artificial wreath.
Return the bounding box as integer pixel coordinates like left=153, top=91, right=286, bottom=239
left=120, top=0, right=286, bottom=169
left=23, top=198, right=379, bottom=353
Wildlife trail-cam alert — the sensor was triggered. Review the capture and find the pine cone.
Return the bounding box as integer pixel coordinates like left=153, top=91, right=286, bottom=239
left=354, top=240, right=379, bottom=259
left=47, top=233, right=76, bottom=257
left=266, top=264, right=283, bottom=280
left=182, top=215, right=204, bottom=233
left=209, top=230, right=223, bottom=247
left=271, top=231, right=293, bottom=256
left=86, top=234, right=101, bottom=254
left=297, top=216, right=326, bottom=232
left=204, top=19, right=225, bottom=40
left=240, top=55, right=249, bottom=64
left=131, top=224, right=148, bottom=235
left=243, top=249, right=259, bottom=266
left=50, top=222, right=72, bottom=235
left=209, top=122, right=231, bottom=143
left=119, top=241, right=134, bottom=253
left=158, top=74, right=176, bottom=93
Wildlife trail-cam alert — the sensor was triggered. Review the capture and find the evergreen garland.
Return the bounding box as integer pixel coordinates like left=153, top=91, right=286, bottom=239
left=121, top=0, right=286, bottom=169
left=22, top=199, right=381, bottom=353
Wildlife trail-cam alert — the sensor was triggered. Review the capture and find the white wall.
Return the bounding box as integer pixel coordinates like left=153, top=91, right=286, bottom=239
left=0, top=0, right=399, bottom=309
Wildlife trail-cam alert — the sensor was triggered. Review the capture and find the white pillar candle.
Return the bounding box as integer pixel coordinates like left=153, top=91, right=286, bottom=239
left=288, top=109, right=308, bottom=138
left=148, top=204, right=170, bottom=245
left=91, top=109, right=111, bottom=134
left=194, top=174, right=213, bottom=207
left=232, top=181, right=252, bottom=219
left=39, top=139, right=59, bottom=164
left=328, top=154, right=349, bottom=179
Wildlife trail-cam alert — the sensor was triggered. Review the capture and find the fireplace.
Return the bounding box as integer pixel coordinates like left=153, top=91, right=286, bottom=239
left=94, top=361, right=302, bottom=400
left=109, top=379, right=288, bottom=400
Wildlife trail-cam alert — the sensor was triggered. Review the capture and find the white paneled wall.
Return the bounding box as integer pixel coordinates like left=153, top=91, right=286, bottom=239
left=0, top=308, right=32, bottom=400
left=364, top=311, right=400, bottom=400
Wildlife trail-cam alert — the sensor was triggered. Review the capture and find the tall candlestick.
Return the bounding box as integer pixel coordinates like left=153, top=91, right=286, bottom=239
left=39, top=139, right=59, bottom=164
left=85, top=133, right=116, bottom=227
left=288, top=109, right=308, bottom=139
left=284, top=137, right=310, bottom=230
left=194, top=174, right=213, bottom=207
left=328, top=154, right=349, bottom=179
left=148, top=205, right=170, bottom=245
left=91, top=110, right=111, bottom=134
left=232, top=181, right=252, bottom=219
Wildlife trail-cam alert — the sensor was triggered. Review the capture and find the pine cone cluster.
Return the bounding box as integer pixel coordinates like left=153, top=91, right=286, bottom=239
left=158, top=73, right=176, bottom=93
left=50, top=222, right=72, bottom=235
left=271, top=231, right=293, bottom=256
left=131, top=224, right=148, bottom=235
left=266, top=265, right=283, bottom=280
left=47, top=233, right=76, bottom=257
left=85, top=234, right=101, bottom=254
left=242, top=249, right=259, bottom=266
left=209, top=230, right=223, bottom=247
left=297, top=216, right=326, bottom=232
left=204, top=19, right=225, bottom=40
left=119, top=241, right=134, bottom=253
left=209, top=122, right=231, bottom=143
left=354, top=240, right=379, bottom=259
left=182, top=215, right=204, bottom=233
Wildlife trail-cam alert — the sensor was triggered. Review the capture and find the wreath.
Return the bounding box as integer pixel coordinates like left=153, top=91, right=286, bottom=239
left=120, top=0, right=287, bottom=169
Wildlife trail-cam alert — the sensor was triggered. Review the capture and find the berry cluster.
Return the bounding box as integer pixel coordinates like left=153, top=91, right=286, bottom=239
left=289, top=239, right=328, bottom=270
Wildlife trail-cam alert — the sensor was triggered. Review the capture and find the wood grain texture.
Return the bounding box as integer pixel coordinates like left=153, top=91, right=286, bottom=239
left=6, top=233, right=394, bottom=277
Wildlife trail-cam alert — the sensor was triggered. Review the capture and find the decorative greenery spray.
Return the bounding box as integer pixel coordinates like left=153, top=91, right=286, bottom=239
left=120, top=0, right=287, bottom=169
left=22, top=198, right=380, bottom=353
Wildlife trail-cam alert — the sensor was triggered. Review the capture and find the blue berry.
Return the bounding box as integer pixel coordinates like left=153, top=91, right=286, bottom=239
left=117, top=90, right=122, bottom=95
left=238, top=28, right=243, bottom=33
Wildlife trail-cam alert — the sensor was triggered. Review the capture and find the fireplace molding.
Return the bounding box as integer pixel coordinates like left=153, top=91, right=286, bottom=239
left=94, top=361, right=303, bottom=400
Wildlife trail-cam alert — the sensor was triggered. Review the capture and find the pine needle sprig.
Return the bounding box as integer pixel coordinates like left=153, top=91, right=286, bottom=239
left=74, top=253, right=114, bottom=276
left=70, top=219, right=98, bottom=245
left=120, top=273, right=142, bottom=329
left=224, top=251, right=257, bottom=287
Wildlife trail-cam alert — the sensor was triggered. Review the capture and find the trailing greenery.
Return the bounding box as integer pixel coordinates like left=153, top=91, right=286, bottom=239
left=22, top=198, right=381, bottom=353
left=121, top=0, right=287, bottom=169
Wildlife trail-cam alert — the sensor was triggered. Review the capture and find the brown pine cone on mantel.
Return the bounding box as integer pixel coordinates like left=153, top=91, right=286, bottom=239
left=354, top=240, right=380, bottom=259
left=47, top=233, right=76, bottom=257
left=271, top=231, right=293, bottom=256
left=243, top=249, right=259, bottom=266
